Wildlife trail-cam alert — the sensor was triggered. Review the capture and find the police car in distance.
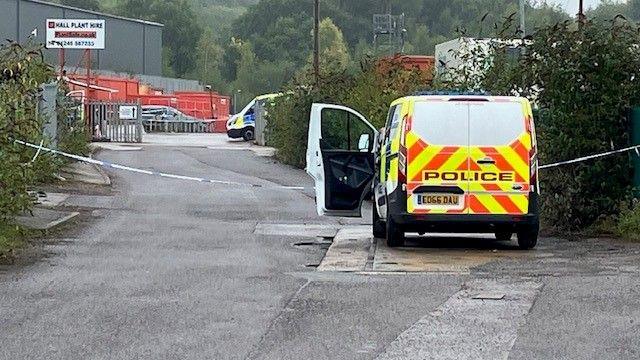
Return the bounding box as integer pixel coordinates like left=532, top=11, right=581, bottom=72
left=227, top=93, right=280, bottom=141
left=306, top=93, right=540, bottom=249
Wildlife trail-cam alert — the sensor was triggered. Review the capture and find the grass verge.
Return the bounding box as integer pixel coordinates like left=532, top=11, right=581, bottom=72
left=0, top=221, right=41, bottom=262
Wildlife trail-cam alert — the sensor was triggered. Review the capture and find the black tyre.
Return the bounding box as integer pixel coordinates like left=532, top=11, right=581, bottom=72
left=243, top=129, right=255, bottom=141
left=517, top=223, right=539, bottom=250
left=495, top=230, right=513, bottom=241
left=386, top=211, right=405, bottom=247
left=372, top=206, right=385, bottom=238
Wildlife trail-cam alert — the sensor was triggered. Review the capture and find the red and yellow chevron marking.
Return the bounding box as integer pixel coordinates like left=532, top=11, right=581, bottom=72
left=405, top=129, right=532, bottom=215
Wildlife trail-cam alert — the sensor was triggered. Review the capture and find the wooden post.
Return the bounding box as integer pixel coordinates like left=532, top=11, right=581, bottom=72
left=85, top=49, right=92, bottom=100
left=313, top=0, right=320, bottom=85
left=58, top=48, right=65, bottom=77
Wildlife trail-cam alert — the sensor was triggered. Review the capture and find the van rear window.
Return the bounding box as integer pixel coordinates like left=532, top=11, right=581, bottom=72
left=411, top=101, right=525, bottom=146
left=469, top=102, right=525, bottom=145
left=412, top=102, right=469, bottom=146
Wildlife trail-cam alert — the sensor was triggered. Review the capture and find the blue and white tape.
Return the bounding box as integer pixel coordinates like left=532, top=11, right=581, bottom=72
left=14, top=139, right=640, bottom=188
left=13, top=140, right=306, bottom=191
left=538, top=144, right=640, bottom=170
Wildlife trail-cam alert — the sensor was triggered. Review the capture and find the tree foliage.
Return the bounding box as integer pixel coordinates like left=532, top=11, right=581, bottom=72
left=60, top=0, right=102, bottom=11
left=441, top=17, right=640, bottom=230
left=114, top=0, right=203, bottom=77
left=267, top=59, right=431, bottom=167
left=0, top=42, right=57, bottom=220
left=312, top=18, right=351, bottom=72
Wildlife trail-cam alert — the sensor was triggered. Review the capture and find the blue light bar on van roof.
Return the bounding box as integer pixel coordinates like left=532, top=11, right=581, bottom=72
left=413, top=90, right=491, bottom=96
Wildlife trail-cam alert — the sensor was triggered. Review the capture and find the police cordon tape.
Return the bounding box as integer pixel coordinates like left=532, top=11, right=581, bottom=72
left=13, top=139, right=640, bottom=188
left=13, top=139, right=306, bottom=191
left=538, top=144, right=640, bottom=169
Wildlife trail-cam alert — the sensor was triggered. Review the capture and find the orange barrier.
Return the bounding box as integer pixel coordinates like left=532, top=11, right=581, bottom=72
left=64, top=73, right=230, bottom=132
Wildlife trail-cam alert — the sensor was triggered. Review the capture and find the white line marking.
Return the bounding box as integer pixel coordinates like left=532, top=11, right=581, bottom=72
left=376, top=279, right=542, bottom=360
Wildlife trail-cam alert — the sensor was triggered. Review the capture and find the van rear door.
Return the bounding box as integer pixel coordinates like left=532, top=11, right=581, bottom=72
left=467, top=100, right=532, bottom=215
left=406, top=100, right=470, bottom=214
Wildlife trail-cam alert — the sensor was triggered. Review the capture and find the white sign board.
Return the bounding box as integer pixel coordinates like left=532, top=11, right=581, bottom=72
left=119, top=106, right=138, bottom=120
left=46, top=19, right=105, bottom=49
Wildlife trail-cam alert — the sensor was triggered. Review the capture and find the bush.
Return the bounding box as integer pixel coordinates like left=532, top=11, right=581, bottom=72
left=57, top=84, right=89, bottom=156
left=0, top=41, right=57, bottom=221
left=615, top=201, right=640, bottom=240
left=267, top=58, right=432, bottom=168
left=440, top=18, right=640, bottom=231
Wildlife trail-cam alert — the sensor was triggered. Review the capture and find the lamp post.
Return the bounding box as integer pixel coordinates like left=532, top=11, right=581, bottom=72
left=205, top=85, right=214, bottom=119
left=234, top=89, right=242, bottom=114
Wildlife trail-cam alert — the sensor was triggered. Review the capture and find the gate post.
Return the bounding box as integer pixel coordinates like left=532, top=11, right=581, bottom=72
left=40, top=82, right=59, bottom=148
left=254, top=99, right=266, bottom=146
left=136, top=103, right=143, bottom=142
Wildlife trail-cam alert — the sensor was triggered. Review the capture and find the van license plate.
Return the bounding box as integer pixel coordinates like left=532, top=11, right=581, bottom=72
left=415, top=194, right=461, bottom=207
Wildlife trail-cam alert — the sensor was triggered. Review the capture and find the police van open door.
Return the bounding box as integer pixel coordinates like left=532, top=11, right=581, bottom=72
left=306, top=104, right=377, bottom=217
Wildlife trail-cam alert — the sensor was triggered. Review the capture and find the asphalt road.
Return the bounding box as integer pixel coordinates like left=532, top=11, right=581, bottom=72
left=1, top=139, right=639, bottom=359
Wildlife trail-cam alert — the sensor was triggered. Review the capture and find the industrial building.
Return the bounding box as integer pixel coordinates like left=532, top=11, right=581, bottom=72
left=0, top=0, right=163, bottom=76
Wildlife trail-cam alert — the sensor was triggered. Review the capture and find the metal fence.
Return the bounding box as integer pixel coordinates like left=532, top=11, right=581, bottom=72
left=143, top=120, right=217, bottom=134
left=88, top=101, right=142, bottom=143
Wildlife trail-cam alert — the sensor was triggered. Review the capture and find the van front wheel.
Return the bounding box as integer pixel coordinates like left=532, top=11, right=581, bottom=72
left=517, top=223, right=539, bottom=250
left=243, top=129, right=255, bottom=141
left=386, top=213, right=405, bottom=248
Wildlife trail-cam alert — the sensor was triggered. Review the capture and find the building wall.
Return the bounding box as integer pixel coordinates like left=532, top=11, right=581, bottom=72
left=0, top=0, right=163, bottom=76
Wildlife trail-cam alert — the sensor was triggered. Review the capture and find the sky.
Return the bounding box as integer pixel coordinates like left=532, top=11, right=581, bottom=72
left=545, top=0, right=623, bottom=14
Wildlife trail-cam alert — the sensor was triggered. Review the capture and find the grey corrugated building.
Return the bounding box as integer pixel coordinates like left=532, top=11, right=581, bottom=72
left=0, top=0, right=163, bottom=76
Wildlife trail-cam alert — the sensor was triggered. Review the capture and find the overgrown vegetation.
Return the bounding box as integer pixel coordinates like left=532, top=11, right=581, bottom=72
left=0, top=41, right=87, bottom=254
left=615, top=201, right=640, bottom=240
left=0, top=42, right=56, bottom=221
left=442, top=17, right=640, bottom=232
left=267, top=58, right=430, bottom=168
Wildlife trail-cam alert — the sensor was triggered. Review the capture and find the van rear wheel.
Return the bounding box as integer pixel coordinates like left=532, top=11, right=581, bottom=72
left=372, top=207, right=385, bottom=238
left=517, top=223, right=539, bottom=250
left=386, top=213, right=405, bottom=248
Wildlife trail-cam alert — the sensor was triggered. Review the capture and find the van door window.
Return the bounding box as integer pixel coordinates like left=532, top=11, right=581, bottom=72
left=321, top=108, right=374, bottom=152
left=469, top=102, right=525, bottom=145
left=384, top=105, right=402, bottom=154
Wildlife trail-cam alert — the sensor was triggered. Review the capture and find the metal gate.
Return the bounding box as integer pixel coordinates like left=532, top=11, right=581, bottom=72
left=88, top=101, right=142, bottom=143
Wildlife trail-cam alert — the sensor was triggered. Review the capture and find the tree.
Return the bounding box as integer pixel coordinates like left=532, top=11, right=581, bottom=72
left=115, top=0, right=203, bottom=77
left=253, top=16, right=311, bottom=66
left=192, top=28, right=225, bottom=91
left=631, top=0, right=640, bottom=20
left=60, top=0, right=101, bottom=11
left=315, top=18, right=351, bottom=71
left=588, top=0, right=630, bottom=20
